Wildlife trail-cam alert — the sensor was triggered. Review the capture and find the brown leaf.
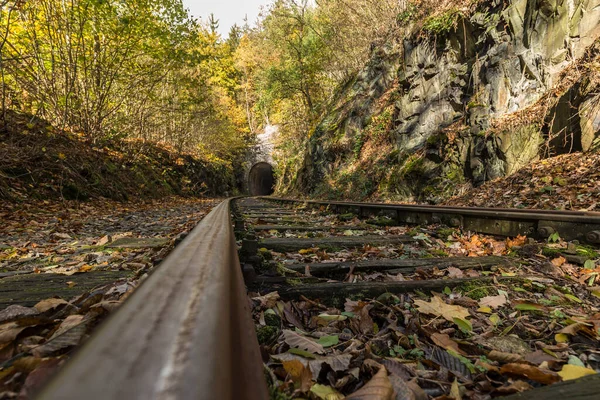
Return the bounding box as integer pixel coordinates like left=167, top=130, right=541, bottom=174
left=0, top=323, right=28, bottom=345
left=551, top=256, right=567, bottom=267
left=388, top=374, right=416, bottom=400
left=282, top=359, right=312, bottom=392
left=478, top=295, right=507, bottom=309
left=430, top=333, right=466, bottom=356
left=273, top=352, right=352, bottom=379
left=493, top=380, right=533, bottom=395
left=359, top=305, right=375, bottom=335
left=447, top=267, right=464, bottom=279
left=283, top=302, right=304, bottom=330
left=346, top=367, right=394, bottom=400
left=0, top=305, right=38, bottom=323
left=34, top=298, right=68, bottom=313
left=499, top=363, right=561, bottom=385
left=252, top=292, right=280, bottom=308
left=487, top=350, right=525, bottom=364
left=282, top=330, right=324, bottom=354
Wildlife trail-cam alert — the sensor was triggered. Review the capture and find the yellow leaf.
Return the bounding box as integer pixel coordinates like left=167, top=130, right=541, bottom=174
left=57, top=153, right=66, bottom=160
left=489, top=313, right=501, bottom=326
left=414, top=296, right=470, bottom=322
left=299, top=248, right=315, bottom=255
left=450, top=378, right=461, bottom=400
left=478, top=306, right=492, bottom=314
left=558, top=364, right=596, bottom=380
left=555, top=333, right=569, bottom=343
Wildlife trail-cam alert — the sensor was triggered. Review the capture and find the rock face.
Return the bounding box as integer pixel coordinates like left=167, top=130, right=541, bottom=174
left=291, top=0, right=600, bottom=202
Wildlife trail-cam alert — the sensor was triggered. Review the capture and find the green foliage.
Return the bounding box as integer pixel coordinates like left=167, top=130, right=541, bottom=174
left=422, top=9, right=464, bottom=34
left=2, top=0, right=249, bottom=165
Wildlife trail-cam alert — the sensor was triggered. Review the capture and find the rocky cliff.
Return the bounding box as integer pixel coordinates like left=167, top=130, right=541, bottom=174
left=287, top=0, right=600, bottom=203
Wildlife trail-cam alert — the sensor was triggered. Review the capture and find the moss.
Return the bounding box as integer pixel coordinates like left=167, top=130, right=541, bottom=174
left=407, top=227, right=421, bottom=236
left=338, top=213, right=356, bottom=221
left=576, top=245, right=600, bottom=259
left=366, top=216, right=396, bottom=226
left=256, top=325, right=279, bottom=345
left=456, top=281, right=493, bottom=300
left=429, top=249, right=449, bottom=257
left=542, top=247, right=563, bottom=258
left=317, top=245, right=343, bottom=253
left=437, top=228, right=457, bottom=238
left=399, top=154, right=425, bottom=178
left=422, top=8, right=464, bottom=35
left=264, top=313, right=281, bottom=327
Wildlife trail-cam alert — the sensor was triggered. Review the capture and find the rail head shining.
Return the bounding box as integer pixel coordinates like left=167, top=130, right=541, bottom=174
left=38, top=200, right=268, bottom=400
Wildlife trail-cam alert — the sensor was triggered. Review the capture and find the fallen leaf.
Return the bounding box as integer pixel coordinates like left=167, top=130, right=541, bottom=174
left=317, top=335, right=339, bottom=348
left=431, top=333, right=466, bottom=355
left=283, top=330, right=324, bottom=354
left=359, top=306, right=375, bottom=335
left=317, top=313, right=347, bottom=322
left=447, top=267, right=464, bottom=279
left=283, top=359, right=312, bottom=392
left=346, top=367, right=394, bottom=400
left=273, top=352, right=352, bottom=380
left=449, top=378, right=461, bottom=400
left=34, top=298, right=68, bottom=313
left=414, top=296, right=470, bottom=322
left=310, top=384, right=344, bottom=400
left=479, top=295, right=507, bottom=309
left=252, top=292, right=280, bottom=308
left=514, top=302, right=546, bottom=312
left=555, top=333, right=570, bottom=343
left=551, top=256, right=567, bottom=267
left=499, top=363, right=561, bottom=385
left=453, top=317, right=472, bottom=333
left=557, top=364, right=596, bottom=380
left=0, top=305, right=38, bottom=323
left=487, top=350, right=524, bottom=364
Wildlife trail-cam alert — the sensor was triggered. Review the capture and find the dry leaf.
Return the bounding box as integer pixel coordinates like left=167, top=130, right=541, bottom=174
left=487, top=350, right=524, bottom=364
left=282, top=330, right=324, bottom=354
left=478, top=295, right=507, bottom=309
left=447, top=267, right=464, bottom=279
left=499, top=363, right=561, bottom=385
left=551, top=256, right=567, bottom=267
left=430, top=333, right=466, bottom=355
left=346, top=367, right=394, bottom=400
left=34, top=298, right=68, bottom=313
left=283, top=359, right=312, bottom=392
left=414, top=296, right=470, bottom=322
left=359, top=305, right=375, bottom=335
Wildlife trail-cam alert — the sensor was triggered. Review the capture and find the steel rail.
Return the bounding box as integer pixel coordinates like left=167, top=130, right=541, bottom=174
left=264, top=197, right=600, bottom=243
left=38, top=199, right=268, bottom=400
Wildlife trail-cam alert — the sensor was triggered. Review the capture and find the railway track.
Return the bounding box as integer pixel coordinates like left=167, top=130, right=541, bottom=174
left=38, top=197, right=600, bottom=399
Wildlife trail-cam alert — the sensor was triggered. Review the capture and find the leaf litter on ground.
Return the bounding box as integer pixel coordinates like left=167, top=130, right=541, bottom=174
left=250, top=204, right=600, bottom=399
left=0, top=196, right=219, bottom=397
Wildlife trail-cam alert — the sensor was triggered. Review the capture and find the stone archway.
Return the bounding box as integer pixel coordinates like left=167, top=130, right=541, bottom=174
left=248, top=162, right=275, bottom=196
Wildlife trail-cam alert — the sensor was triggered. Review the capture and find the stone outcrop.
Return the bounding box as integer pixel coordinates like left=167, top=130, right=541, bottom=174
left=291, top=0, right=600, bottom=202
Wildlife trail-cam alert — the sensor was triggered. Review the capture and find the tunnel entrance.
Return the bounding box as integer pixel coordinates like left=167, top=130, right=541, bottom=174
left=248, top=162, right=275, bottom=196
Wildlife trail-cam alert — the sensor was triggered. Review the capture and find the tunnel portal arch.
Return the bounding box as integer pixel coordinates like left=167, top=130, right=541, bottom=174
left=248, top=162, right=275, bottom=196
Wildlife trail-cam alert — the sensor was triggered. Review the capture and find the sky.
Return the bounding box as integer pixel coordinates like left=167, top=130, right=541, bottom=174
left=181, top=0, right=271, bottom=36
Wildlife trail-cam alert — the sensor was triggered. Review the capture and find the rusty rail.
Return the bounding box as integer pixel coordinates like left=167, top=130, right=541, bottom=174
left=264, top=197, right=600, bottom=244
left=38, top=200, right=268, bottom=400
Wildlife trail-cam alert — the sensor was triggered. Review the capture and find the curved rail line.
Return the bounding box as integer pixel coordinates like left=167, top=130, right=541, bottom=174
left=35, top=197, right=600, bottom=399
